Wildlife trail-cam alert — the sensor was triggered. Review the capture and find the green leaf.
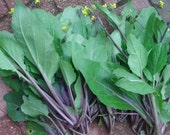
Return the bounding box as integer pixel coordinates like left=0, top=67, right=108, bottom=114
left=153, top=17, right=167, bottom=44
left=2, top=76, right=22, bottom=92
left=147, top=43, right=167, bottom=75
left=84, top=36, right=108, bottom=62
left=4, top=92, right=25, bottom=121
left=113, top=68, right=139, bottom=80
left=73, top=54, right=152, bottom=124
left=26, top=121, right=48, bottom=135
left=127, top=34, right=148, bottom=77
left=74, top=76, right=83, bottom=109
left=71, top=36, right=108, bottom=65
left=164, top=83, right=170, bottom=99
left=26, top=118, right=55, bottom=135
left=143, top=13, right=156, bottom=51
left=115, top=78, right=155, bottom=95
left=32, top=9, right=65, bottom=40
left=76, top=60, right=133, bottom=110
left=21, top=99, right=49, bottom=117
left=0, top=31, right=26, bottom=78
left=136, top=7, right=160, bottom=29
left=72, top=48, right=133, bottom=110
left=67, top=34, right=85, bottom=44
left=160, top=102, right=170, bottom=122
left=110, top=30, right=122, bottom=55
left=59, top=60, right=76, bottom=86
left=60, top=6, right=80, bottom=25
left=0, top=49, right=26, bottom=80
left=163, top=64, right=170, bottom=84
left=12, top=2, right=59, bottom=82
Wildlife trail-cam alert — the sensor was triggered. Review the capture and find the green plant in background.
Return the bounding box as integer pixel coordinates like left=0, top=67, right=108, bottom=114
left=0, top=0, right=170, bottom=135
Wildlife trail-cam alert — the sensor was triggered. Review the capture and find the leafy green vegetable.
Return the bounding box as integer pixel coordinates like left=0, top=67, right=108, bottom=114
left=26, top=121, right=48, bottom=135
left=12, top=2, right=60, bottom=82
left=115, top=78, right=155, bottom=94
left=127, top=34, right=148, bottom=77
left=1, top=1, right=170, bottom=135
left=147, top=43, right=167, bottom=75
left=4, top=92, right=25, bottom=121
left=21, top=99, right=49, bottom=117
left=59, top=60, right=76, bottom=87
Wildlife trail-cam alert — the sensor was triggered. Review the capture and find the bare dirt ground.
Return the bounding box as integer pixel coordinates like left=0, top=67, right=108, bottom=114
left=2, top=0, right=170, bottom=135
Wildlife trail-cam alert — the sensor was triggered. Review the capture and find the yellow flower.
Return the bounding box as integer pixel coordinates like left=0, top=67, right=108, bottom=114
left=91, top=15, right=95, bottom=21
left=82, top=6, right=91, bottom=16
left=102, top=3, right=107, bottom=8
left=62, top=25, right=67, bottom=32
left=84, top=6, right=89, bottom=10
left=159, top=0, right=164, bottom=8
left=82, top=10, right=88, bottom=16
left=92, top=4, right=96, bottom=9
left=9, top=8, right=14, bottom=14
left=110, top=3, right=117, bottom=9
left=35, top=0, right=41, bottom=4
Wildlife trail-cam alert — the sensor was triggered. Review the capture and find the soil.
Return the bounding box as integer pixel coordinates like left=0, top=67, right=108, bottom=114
left=149, top=0, right=170, bottom=23
left=1, top=0, right=170, bottom=135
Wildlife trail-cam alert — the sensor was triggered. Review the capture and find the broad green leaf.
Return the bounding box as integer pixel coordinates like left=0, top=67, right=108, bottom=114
left=115, top=78, right=155, bottom=95
left=147, top=43, right=167, bottom=75
left=60, top=6, right=80, bottom=25
left=73, top=54, right=152, bottom=124
left=143, top=13, right=156, bottom=51
left=72, top=19, right=89, bottom=38
left=0, top=31, right=26, bottom=79
left=67, top=34, right=85, bottom=44
left=75, top=60, right=133, bottom=110
left=0, top=50, right=17, bottom=72
left=32, top=9, right=65, bottom=39
left=4, top=92, right=25, bottom=121
left=153, top=17, right=167, bottom=44
left=21, top=99, right=49, bottom=117
left=160, top=102, right=170, bottom=122
left=26, top=118, right=55, bottom=135
left=32, top=9, right=64, bottom=56
left=26, top=121, right=48, bottom=135
left=61, top=41, right=75, bottom=60
left=127, top=34, right=148, bottom=77
left=0, top=49, right=26, bottom=79
left=83, top=36, right=108, bottom=62
left=59, top=60, right=76, bottom=86
left=136, top=7, right=160, bottom=28
left=72, top=16, right=99, bottom=38
left=72, top=47, right=133, bottom=110
left=71, top=36, right=108, bottom=63
left=12, top=2, right=59, bottom=82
